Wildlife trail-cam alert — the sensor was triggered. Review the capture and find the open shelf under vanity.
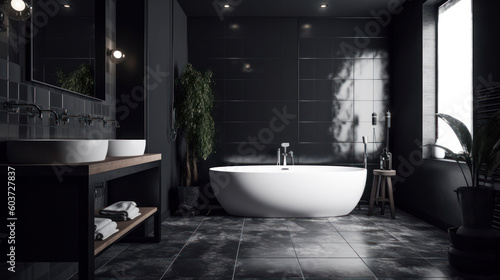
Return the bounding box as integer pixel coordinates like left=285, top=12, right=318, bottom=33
left=94, top=207, right=158, bottom=256
left=2, top=154, right=162, bottom=280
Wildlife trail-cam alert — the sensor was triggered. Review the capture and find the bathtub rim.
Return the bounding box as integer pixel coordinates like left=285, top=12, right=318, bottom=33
left=209, top=165, right=367, bottom=173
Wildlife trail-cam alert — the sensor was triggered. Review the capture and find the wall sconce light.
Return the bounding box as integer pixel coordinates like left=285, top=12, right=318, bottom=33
left=108, top=49, right=126, bottom=64
left=0, top=0, right=31, bottom=21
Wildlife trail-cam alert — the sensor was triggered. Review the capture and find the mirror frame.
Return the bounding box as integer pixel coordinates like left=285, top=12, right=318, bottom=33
left=28, top=0, right=106, bottom=101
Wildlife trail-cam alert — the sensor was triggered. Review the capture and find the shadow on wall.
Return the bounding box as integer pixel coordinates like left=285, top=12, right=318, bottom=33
left=188, top=17, right=391, bottom=167
left=330, top=49, right=390, bottom=164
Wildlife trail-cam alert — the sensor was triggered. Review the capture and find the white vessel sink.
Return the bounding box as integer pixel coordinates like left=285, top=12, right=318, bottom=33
left=107, top=139, right=146, bottom=157
left=7, top=139, right=109, bottom=164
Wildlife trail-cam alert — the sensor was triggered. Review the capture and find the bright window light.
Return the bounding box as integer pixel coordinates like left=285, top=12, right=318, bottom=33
left=437, top=0, right=473, bottom=153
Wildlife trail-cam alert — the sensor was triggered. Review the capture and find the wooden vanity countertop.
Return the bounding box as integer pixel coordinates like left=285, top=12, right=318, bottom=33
left=87, top=153, right=161, bottom=175
left=2, top=153, right=162, bottom=176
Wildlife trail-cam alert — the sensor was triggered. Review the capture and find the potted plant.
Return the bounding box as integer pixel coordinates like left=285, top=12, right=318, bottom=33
left=175, top=63, right=215, bottom=215
left=430, top=112, right=500, bottom=271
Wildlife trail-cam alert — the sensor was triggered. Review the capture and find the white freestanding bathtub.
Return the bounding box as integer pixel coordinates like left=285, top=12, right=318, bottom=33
left=209, top=165, right=367, bottom=217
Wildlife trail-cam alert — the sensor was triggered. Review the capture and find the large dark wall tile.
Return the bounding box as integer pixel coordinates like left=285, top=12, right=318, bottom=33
left=0, top=1, right=116, bottom=146
left=190, top=17, right=299, bottom=169
left=299, top=18, right=389, bottom=38
left=298, top=18, right=390, bottom=167
left=190, top=16, right=391, bottom=177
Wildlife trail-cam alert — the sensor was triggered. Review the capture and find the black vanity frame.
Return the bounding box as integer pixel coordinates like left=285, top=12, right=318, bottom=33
left=1, top=155, right=162, bottom=279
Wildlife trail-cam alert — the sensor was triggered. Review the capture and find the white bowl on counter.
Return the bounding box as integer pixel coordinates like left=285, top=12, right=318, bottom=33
left=107, top=139, right=146, bottom=157
left=7, top=139, right=109, bottom=164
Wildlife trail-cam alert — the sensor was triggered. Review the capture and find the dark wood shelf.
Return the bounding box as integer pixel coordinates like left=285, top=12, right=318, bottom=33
left=88, top=154, right=161, bottom=175
left=94, top=207, right=157, bottom=255
left=1, top=153, right=162, bottom=176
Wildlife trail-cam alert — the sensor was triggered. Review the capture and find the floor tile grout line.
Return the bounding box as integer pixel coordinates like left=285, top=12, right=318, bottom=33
left=327, top=216, right=341, bottom=232
left=421, top=256, right=452, bottom=276
left=70, top=243, right=131, bottom=279
left=159, top=209, right=212, bottom=280
left=349, top=208, right=451, bottom=278
left=330, top=215, right=381, bottom=280
left=72, top=209, right=487, bottom=279
left=94, top=244, right=130, bottom=272
left=386, top=230, right=430, bottom=259
left=287, top=223, right=307, bottom=280
left=231, top=217, right=246, bottom=280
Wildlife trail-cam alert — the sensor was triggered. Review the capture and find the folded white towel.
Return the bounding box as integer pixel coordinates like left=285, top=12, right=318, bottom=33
left=95, top=221, right=119, bottom=241
left=100, top=201, right=137, bottom=216
left=94, top=217, right=113, bottom=232
left=99, top=214, right=127, bottom=222
left=127, top=207, right=141, bottom=220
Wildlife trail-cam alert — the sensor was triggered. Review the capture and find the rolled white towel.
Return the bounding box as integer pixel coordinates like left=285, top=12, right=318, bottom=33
left=100, top=201, right=137, bottom=217
left=95, top=221, right=119, bottom=241
left=127, top=207, right=141, bottom=220
left=94, top=217, right=113, bottom=232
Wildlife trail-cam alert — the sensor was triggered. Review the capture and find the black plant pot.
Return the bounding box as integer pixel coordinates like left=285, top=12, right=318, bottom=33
left=449, top=227, right=500, bottom=252
left=448, top=187, right=500, bottom=272
left=455, top=187, right=500, bottom=237
left=176, top=186, right=201, bottom=216
left=448, top=227, right=500, bottom=272
left=448, top=244, right=500, bottom=272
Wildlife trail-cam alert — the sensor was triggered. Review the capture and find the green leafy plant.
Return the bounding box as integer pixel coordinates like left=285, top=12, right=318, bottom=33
left=176, top=63, right=215, bottom=186
left=56, top=63, right=94, bottom=96
left=431, top=112, right=500, bottom=187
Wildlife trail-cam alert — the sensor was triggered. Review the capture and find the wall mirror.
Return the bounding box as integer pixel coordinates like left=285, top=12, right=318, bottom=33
left=30, top=0, right=105, bottom=100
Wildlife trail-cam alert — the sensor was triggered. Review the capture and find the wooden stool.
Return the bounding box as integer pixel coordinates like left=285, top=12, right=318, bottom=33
left=368, top=169, right=396, bottom=219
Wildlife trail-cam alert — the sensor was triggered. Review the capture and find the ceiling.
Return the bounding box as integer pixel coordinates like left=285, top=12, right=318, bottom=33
left=177, top=0, right=402, bottom=18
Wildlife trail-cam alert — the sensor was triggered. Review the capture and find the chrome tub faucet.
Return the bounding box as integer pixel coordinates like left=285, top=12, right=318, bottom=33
left=280, top=143, right=294, bottom=166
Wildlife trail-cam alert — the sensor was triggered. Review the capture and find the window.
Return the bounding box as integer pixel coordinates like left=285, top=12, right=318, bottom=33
left=437, top=0, right=473, bottom=153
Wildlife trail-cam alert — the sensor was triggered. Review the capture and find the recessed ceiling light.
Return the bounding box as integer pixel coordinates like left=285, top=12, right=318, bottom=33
left=223, top=4, right=230, bottom=8
left=63, top=4, right=71, bottom=8
left=320, top=4, right=328, bottom=8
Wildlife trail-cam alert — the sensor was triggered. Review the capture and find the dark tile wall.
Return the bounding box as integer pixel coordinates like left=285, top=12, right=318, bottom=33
left=189, top=17, right=390, bottom=167
left=0, top=0, right=117, bottom=278
left=298, top=18, right=390, bottom=165
left=189, top=17, right=298, bottom=166
left=0, top=0, right=116, bottom=148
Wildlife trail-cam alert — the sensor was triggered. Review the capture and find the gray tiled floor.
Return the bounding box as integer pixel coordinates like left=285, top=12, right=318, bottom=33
left=80, top=207, right=500, bottom=279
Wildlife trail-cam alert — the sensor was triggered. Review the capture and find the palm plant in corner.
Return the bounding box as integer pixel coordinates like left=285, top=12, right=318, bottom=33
left=175, top=63, right=215, bottom=215
left=432, top=112, right=500, bottom=237
left=430, top=111, right=500, bottom=271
